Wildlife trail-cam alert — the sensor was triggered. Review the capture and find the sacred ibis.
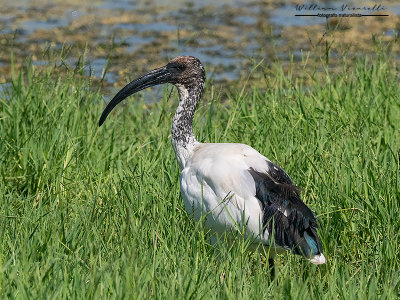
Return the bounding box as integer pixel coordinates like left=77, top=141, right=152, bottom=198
left=99, top=56, right=326, bottom=277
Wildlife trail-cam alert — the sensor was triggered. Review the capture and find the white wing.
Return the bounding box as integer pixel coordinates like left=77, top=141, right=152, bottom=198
left=180, top=143, right=271, bottom=242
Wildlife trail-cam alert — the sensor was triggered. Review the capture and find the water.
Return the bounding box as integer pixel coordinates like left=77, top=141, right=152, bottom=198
left=0, top=0, right=398, bottom=94
left=271, top=5, right=328, bottom=27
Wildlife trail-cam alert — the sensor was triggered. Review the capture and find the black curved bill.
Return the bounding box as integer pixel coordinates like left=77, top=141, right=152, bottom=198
left=99, top=66, right=170, bottom=126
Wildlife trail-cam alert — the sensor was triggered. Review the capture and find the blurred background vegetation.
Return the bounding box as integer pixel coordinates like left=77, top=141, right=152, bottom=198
left=1, top=0, right=399, bottom=97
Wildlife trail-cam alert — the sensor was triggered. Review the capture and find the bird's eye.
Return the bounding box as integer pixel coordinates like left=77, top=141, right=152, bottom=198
left=176, top=64, right=186, bottom=72
left=166, top=62, right=186, bottom=73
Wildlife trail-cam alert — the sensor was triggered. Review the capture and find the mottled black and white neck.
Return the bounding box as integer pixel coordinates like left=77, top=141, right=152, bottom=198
left=169, top=57, right=205, bottom=169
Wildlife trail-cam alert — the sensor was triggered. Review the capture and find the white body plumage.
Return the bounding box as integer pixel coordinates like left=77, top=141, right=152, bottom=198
left=180, top=143, right=268, bottom=239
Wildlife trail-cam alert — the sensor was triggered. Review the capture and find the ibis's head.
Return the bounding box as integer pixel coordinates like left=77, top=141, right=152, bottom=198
left=99, top=56, right=205, bottom=126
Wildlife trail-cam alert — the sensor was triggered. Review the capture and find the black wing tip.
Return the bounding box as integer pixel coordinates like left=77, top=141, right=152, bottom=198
left=248, top=166, right=321, bottom=256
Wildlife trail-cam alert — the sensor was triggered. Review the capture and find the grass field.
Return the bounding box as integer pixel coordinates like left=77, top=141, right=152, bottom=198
left=1, top=51, right=399, bottom=298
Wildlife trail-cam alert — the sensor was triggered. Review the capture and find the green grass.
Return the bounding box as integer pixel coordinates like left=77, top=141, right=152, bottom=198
left=1, top=52, right=399, bottom=299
